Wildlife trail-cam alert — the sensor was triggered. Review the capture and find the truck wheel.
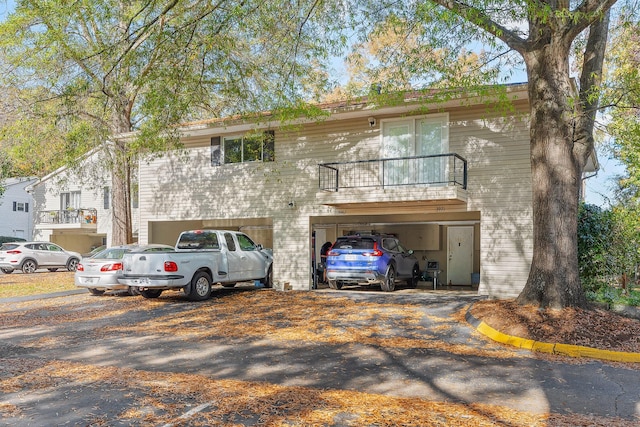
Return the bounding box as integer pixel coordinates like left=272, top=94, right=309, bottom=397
left=88, top=288, right=105, bottom=296
left=187, top=271, right=212, bottom=301
left=261, top=266, right=273, bottom=288
left=140, top=289, right=163, bottom=299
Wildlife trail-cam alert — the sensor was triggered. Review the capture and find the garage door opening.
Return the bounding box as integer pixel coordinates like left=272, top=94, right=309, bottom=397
left=311, top=212, right=480, bottom=293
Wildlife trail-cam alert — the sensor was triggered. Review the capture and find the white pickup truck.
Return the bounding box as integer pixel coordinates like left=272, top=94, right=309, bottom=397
left=118, top=230, right=273, bottom=301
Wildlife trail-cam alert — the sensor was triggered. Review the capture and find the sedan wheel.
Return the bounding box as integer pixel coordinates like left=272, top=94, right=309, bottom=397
left=21, top=259, right=37, bottom=274
left=140, top=289, right=163, bottom=299
left=1, top=268, right=13, bottom=274
left=380, top=265, right=396, bottom=292
left=66, top=258, right=79, bottom=272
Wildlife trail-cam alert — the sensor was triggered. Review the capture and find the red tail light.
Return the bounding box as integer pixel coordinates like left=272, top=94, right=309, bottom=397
left=164, top=261, right=178, bottom=272
left=77, top=264, right=84, bottom=272
left=364, top=242, right=383, bottom=257
left=7, top=250, right=21, bottom=254
left=100, top=263, right=123, bottom=272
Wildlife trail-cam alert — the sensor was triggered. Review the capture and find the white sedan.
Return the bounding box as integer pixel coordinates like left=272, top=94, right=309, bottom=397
left=75, top=244, right=174, bottom=295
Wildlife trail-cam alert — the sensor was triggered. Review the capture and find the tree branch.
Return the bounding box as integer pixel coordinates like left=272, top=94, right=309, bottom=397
left=430, top=0, right=529, bottom=53
left=564, top=0, right=618, bottom=41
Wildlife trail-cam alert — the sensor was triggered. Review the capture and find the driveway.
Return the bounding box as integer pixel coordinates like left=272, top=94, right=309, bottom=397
left=0, top=286, right=638, bottom=426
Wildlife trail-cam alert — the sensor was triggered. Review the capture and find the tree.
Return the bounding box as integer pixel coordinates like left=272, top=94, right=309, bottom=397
left=342, top=1, right=622, bottom=308
left=605, top=18, right=640, bottom=200
left=0, top=0, right=332, bottom=245
left=577, top=203, right=615, bottom=291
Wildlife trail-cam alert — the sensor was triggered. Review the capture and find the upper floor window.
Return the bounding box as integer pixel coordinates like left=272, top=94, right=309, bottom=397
left=60, top=191, right=81, bottom=210
left=103, top=187, right=110, bottom=210
left=211, top=130, right=275, bottom=166
left=131, top=183, right=139, bottom=209
left=12, top=202, right=29, bottom=212
left=381, top=113, right=449, bottom=185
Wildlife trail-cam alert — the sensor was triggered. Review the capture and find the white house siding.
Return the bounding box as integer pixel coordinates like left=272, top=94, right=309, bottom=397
left=30, top=150, right=129, bottom=253
left=136, top=93, right=535, bottom=298
left=0, top=177, right=37, bottom=239
left=454, top=101, right=533, bottom=297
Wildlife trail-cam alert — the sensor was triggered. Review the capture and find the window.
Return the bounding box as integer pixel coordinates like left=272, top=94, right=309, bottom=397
left=132, top=183, right=139, bottom=209
left=60, top=191, right=81, bottom=210
left=211, top=130, right=275, bottom=166
left=224, top=233, right=237, bottom=251
left=176, top=231, right=220, bottom=250
left=382, top=238, right=399, bottom=252
left=12, top=202, right=29, bottom=212
left=381, top=113, right=449, bottom=185
left=103, top=187, right=110, bottom=210
left=236, top=233, right=258, bottom=251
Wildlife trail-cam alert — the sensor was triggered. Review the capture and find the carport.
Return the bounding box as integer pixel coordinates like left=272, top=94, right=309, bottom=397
left=311, top=211, right=481, bottom=292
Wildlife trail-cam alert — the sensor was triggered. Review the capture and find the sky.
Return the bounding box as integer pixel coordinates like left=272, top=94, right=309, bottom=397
left=0, top=0, right=625, bottom=207
left=0, top=0, right=12, bottom=20
left=584, top=150, right=625, bottom=207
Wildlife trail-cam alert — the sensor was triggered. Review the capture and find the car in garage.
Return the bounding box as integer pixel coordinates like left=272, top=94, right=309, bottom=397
left=325, top=234, right=420, bottom=292
left=75, top=244, right=175, bottom=295
left=0, top=241, right=82, bottom=274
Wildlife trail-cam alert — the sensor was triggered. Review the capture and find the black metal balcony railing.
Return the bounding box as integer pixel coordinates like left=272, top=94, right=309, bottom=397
left=318, top=153, right=467, bottom=192
left=38, top=208, right=98, bottom=225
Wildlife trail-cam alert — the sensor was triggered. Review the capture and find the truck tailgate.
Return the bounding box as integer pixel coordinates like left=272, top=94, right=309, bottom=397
left=119, top=252, right=185, bottom=286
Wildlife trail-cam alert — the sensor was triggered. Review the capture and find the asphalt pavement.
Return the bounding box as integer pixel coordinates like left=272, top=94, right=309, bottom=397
left=0, top=287, right=639, bottom=426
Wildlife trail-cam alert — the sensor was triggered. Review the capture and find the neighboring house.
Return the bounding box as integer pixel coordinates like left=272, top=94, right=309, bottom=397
left=0, top=177, right=38, bottom=240
left=30, top=149, right=139, bottom=254
left=30, top=83, right=598, bottom=298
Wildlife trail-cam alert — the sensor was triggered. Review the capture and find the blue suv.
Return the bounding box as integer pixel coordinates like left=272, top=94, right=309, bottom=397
left=325, top=234, right=420, bottom=292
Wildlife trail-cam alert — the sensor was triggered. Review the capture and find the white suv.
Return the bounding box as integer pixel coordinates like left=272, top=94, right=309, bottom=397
left=0, top=242, right=81, bottom=274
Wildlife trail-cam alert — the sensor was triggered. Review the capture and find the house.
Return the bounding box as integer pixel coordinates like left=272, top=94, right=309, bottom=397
left=30, top=149, right=138, bottom=254
left=30, top=83, right=598, bottom=298
left=0, top=177, right=38, bottom=240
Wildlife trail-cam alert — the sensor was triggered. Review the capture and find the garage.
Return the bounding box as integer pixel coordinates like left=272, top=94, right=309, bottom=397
left=311, top=211, right=480, bottom=292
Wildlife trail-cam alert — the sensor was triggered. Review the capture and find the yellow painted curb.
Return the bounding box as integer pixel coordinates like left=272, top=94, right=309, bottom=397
left=476, top=320, right=640, bottom=363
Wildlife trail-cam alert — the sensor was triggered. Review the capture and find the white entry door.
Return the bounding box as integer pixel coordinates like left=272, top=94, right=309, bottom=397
left=447, top=226, right=473, bottom=285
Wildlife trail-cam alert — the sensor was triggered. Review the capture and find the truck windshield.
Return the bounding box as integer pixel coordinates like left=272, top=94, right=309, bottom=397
left=176, top=231, right=220, bottom=250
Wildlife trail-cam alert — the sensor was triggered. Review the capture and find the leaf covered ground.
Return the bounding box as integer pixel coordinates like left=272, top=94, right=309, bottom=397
left=1, top=273, right=640, bottom=426
left=469, top=299, right=640, bottom=353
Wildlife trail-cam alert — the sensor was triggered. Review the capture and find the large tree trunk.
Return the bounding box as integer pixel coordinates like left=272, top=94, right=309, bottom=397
left=516, top=42, right=589, bottom=309
left=110, top=139, right=133, bottom=246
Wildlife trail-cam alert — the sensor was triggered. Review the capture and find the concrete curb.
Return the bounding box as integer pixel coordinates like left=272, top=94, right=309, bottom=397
left=465, top=304, right=640, bottom=363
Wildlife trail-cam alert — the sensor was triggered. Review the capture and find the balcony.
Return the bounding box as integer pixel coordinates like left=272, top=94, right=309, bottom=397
left=317, top=154, right=468, bottom=211
left=35, top=208, right=98, bottom=230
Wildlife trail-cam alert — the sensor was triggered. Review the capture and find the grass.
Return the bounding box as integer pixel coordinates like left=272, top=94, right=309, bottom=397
left=0, top=271, right=77, bottom=298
